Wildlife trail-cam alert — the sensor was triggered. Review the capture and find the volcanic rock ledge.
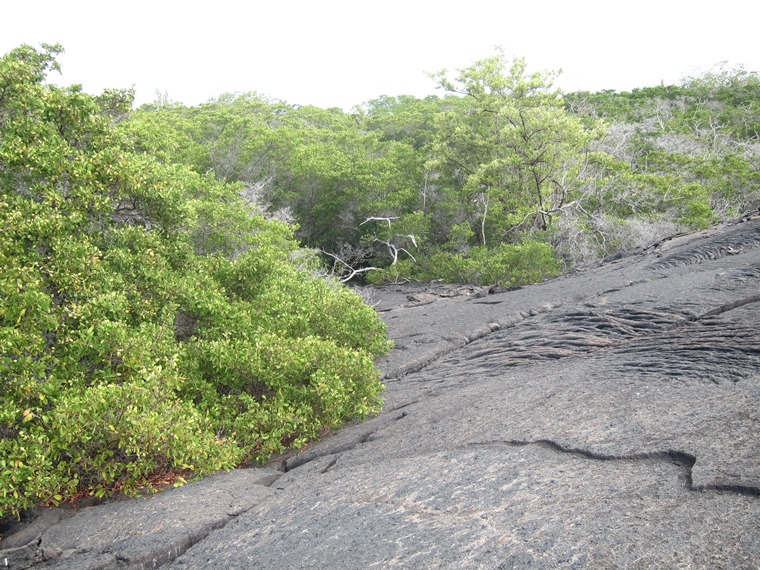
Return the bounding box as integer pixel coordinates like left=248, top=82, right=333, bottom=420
left=2, top=217, right=759, bottom=569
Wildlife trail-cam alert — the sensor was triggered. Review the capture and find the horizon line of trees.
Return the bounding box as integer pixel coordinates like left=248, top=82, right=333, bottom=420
left=129, top=50, right=759, bottom=284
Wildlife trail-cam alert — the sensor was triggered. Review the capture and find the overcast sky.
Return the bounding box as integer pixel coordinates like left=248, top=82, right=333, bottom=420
left=4, top=1, right=759, bottom=110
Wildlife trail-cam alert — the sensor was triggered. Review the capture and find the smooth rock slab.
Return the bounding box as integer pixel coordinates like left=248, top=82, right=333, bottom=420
left=1, top=469, right=280, bottom=569
left=168, top=446, right=759, bottom=569
left=4, top=218, right=760, bottom=569
left=168, top=218, right=760, bottom=569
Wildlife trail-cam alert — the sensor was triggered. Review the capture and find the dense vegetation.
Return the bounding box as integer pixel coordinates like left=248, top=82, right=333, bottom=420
left=1, top=43, right=758, bottom=517
left=131, top=51, right=759, bottom=278
left=0, top=45, right=389, bottom=517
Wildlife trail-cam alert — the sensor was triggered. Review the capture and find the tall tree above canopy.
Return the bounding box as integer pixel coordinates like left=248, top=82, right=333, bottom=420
left=430, top=51, right=594, bottom=244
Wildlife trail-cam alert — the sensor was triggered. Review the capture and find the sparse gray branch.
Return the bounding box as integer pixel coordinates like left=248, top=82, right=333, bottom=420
left=319, top=249, right=379, bottom=283
left=360, top=216, right=399, bottom=228
left=373, top=238, right=417, bottom=265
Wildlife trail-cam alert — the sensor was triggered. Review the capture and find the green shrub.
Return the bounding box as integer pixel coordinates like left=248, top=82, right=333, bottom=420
left=183, top=333, right=383, bottom=459
left=365, top=259, right=416, bottom=285
left=0, top=44, right=389, bottom=518
left=366, top=241, right=561, bottom=286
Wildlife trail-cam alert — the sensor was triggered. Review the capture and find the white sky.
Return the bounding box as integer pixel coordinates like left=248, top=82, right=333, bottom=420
left=4, top=0, right=759, bottom=110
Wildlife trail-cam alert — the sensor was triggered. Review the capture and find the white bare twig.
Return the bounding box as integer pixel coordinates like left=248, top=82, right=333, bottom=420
left=402, top=234, right=418, bottom=248
left=373, top=239, right=417, bottom=264
left=319, top=249, right=379, bottom=283
left=360, top=216, right=398, bottom=228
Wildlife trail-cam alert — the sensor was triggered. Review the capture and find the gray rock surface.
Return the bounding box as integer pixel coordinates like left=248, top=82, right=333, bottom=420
left=1, top=469, right=280, bottom=569
left=2, top=217, right=759, bottom=568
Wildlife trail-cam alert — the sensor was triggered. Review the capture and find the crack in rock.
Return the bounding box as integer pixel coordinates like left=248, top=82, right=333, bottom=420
left=284, top=421, right=384, bottom=473
left=471, top=440, right=760, bottom=498
left=696, top=293, right=760, bottom=319
left=1, top=470, right=280, bottom=570
left=282, top=411, right=412, bottom=475
left=320, top=457, right=339, bottom=475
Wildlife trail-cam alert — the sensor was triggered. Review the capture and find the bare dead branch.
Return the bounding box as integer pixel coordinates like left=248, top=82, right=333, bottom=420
left=318, top=249, right=379, bottom=283
left=360, top=216, right=398, bottom=228
left=373, top=239, right=417, bottom=264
